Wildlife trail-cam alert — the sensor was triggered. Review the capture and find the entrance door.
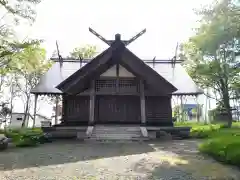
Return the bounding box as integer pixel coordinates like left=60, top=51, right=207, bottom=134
left=96, top=95, right=141, bottom=124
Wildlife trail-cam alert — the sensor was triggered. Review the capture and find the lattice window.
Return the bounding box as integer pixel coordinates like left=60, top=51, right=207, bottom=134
left=95, top=79, right=117, bottom=92
left=119, top=78, right=138, bottom=93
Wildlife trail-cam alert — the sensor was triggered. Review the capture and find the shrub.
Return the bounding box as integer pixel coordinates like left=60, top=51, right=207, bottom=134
left=0, top=129, right=5, bottom=134
left=176, top=121, right=240, bottom=167
left=190, top=129, right=212, bottom=138
left=0, top=134, right=8, bottom=151
left=3, top=128, right=51, bottom=147
left=14, top=133, right=39, bottom=147
left=199, top=128, right=240, bottom=167
left=199, top=137, right=240, bottom=167
left=188, top=124, right=220, bottom=139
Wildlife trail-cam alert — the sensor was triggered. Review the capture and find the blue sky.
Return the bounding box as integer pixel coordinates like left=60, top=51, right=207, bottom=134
left=13, top=0, right=215, bottom=117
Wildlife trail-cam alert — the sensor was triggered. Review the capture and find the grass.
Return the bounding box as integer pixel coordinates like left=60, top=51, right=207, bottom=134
left=175, top=121, right=240, bottom=167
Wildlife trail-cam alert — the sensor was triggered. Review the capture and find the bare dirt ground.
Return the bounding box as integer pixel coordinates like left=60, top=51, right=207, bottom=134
left=0, top=140, right=239, bottom=180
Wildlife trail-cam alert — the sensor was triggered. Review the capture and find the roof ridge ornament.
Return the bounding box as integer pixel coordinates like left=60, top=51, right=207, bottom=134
left=56, top=41, right=63, bottom=68
left=171, top=42, right=179, bottom=80
left=89, top=27, right=146, bottom=46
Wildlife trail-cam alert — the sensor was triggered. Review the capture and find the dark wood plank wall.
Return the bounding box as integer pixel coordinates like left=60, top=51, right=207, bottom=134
left=96, top=95, right=141, bottom=124
left=145, top=96, right=173, bottom=126
left=62, top=78, right=173, bottom=126
left=63, top=95, right=89, bottom=125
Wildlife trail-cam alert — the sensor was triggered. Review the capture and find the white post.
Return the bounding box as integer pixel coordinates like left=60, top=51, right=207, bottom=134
left=33, top=94, right=38, bottom=127
left=180, top=96, right=183, bottom=122
left=55, top=96, right=59, bottom=125
left=196, top=95, right=200, bottom=122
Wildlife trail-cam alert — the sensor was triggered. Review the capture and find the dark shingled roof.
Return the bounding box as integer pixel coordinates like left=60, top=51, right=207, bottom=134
left=31, top=60, right=203, bottom=95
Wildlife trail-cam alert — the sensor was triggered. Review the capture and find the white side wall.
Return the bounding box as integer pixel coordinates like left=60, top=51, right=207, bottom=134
left=100, top=65, right=135, bottom=77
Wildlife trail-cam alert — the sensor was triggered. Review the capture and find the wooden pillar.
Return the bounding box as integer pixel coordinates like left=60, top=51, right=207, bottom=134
left=55, top=95, right=59, bottom=125
left=61, top=94, right=65, bottom=123
left=140, top=80, right=146, bottom=124
left=89, top=80, right=95, bottom=125
left=116, top=64, right=120, bottom=93
left=33, top=94, right=38, bottom=127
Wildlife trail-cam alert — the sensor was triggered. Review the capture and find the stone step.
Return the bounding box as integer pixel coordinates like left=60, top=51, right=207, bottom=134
left=92, top=135, right=142, bottom=139
left=90, top=137, right=142, bottom=140
left=94, top=129, right=140, bottom=132
left=93, top=131, right=142, bottom=134
left=84, top=138, right=148, bottom=143
left=89, top=125, right=146, bottom=140
left=92, top=133, right=142, bottom=136
left=94, top=128, right=140, bottom=131
left=92, top=132, right=142, bottom=136
left=92, top=131, right=141, bottom=134
left=89, top=137, right=148, bottom=141
left=95, top=125, right=139, bottom=128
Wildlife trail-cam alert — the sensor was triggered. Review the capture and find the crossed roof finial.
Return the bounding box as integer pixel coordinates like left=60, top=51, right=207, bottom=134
left=89, top=27, right=146, bottom=46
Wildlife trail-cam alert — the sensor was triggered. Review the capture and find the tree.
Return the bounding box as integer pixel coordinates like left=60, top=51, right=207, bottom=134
left=0, top=0, right=43, bottom=127
left=0, top=0, right=42, bottom=76
left=180, top=0, right=240, bottom=127
left=0, top=102, right=11, bottom=127
left=12, top=44, right=52, bottom=127
left=0, top=0, right=41, bottom=22
left=69, top=44, right=97, bottom=59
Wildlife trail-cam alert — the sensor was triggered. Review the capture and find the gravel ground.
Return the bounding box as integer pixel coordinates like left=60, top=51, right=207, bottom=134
left=0, top=140, right=240, bottom=180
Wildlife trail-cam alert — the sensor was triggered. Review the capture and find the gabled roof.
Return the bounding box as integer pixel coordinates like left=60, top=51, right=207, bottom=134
left=31, top=61, right=80, bottom=94
left=147, top=63, right=203, bottom=95
left=56, top=47, right=113, bottom=93
left=56, top=40, right=178, bottom=95
left=31, top=60, right=203, bottom=95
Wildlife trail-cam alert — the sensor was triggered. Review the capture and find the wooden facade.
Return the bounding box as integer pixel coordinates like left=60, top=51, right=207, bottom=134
left=32, top=30, right=201, bottom=140
left=56, top=33, right=177, bottom=127
left=61, top=75, right=173, bottom=126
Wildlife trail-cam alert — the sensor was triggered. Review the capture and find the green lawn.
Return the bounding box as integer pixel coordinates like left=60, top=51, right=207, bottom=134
left=175, top=121, right=240, bottom=167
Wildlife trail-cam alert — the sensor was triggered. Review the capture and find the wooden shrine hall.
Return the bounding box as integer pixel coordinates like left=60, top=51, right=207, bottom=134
left=31, top=28, right=203, bottom=140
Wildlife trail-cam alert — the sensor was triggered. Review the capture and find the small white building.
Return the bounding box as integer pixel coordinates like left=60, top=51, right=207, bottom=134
left=0, top=112, right=51, bottom=129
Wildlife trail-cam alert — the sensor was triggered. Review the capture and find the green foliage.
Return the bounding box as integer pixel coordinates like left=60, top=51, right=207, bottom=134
left=12, top=42, right=50, bottom=73
left=10, top=43, right=52, bottom=126
left=192, top=0, right=240, bottom=55
left=175, top=121, right=221, bottom=138
left=199, top=131, right=240, bottom=167
left=208, top=106, right=225, bottom=122
left=0, top=129, right=5, bottom=134
left=0, top=39, right=43, bottom=73
left=172, top=105, right=180, bottom=117
left=176, top=121, right=240, bottom=166
left=70, top=44, right=98, bottom=59
left=0, top=0, right=41, bottom=22
left=4, top=128, right=50, bottom=147
left=0, top=0, right=42, bottom=75
left=180, top=0, right=240, bottom=127
left=190, top=125, right=220, bottom=138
